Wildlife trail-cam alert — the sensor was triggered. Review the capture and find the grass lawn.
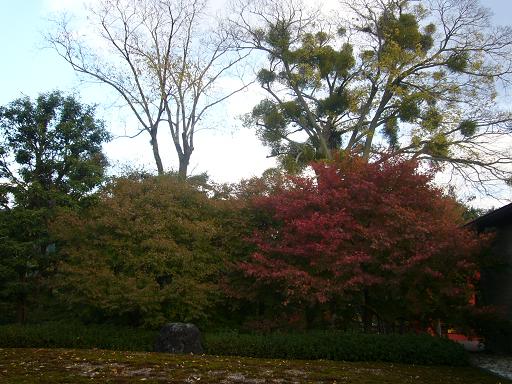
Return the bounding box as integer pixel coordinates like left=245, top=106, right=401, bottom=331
left=0, top=348, right=509, bottom=383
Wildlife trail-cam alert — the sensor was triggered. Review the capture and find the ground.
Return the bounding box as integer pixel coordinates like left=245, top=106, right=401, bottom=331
left=471, top=354, right=512, bottom=381
left=0, top=348, right=509, bottom=384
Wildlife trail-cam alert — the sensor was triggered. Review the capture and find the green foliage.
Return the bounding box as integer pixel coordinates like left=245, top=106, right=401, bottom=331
left=0, top=321, right=156, bottom=351
left=420, top=34, right=434, bottom=52
left=317, top=92, right=350, bottom=116
left=0, top=91, right=109, bottom=324
left=380, top=13, right=425, bottom=51
left=425, top=134, right=450, bottom=157
left=250, top=25, right=357, bottom=169
left=288, top=42, right=355, bottom=81
left=421, top=108, right=443, bottom=132
left=252, top=100, right=285, bottom=131
left=398, top=96, right=421, bottom=122
left=280, top=100, right=302, bottom=119
left=0, top=91, right=110, bottom=209
left=50, top=175, right=229, bottom=328
left=250, top=100, right=296, bottom=160
left=315, top=44, right=355, bottom=78
left=424, top=23, right=436, bottom=35
left=0, top=323, right=468, bottom=366
left=204, top=331, right=468, bottom=366
left=0, top=208, right=49, bottom=324
left=315, top=31, right=329, bottom=44
left=378, top=12, right=434, bottom=54
left=265, top=21, right=291, bottom=53
left=279, top=143, right=318, bottom=173
left=257, top=69, right=276, bottom=85
left=461, top=206, right=488, bottom=223
left=447, top=52, right=469, bottom=72
left=383, top=117, right=399, bottom=147
left=240, top=0, right=512, bottom=183
left=459, top=120, right=478, bottom=137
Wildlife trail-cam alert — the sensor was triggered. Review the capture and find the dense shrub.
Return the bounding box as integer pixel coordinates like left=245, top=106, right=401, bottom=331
left=0, top=322, right=156, bottom=351
left=0, top=323, right=468, bottom=366
left=204, top=331, right=468, bottom=366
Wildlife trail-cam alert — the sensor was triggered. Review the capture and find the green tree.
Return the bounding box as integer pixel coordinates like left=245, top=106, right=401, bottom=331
left=0, top=91, right=110, bottom=323
left=50, top=175, right=231, bottom=328
left=231, top=0, right=512, bottom=192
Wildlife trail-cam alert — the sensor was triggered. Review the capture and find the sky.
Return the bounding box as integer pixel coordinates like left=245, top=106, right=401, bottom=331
left=0, top=0, right=511, bottom=206
left=0, top=0, right=276, bottom=182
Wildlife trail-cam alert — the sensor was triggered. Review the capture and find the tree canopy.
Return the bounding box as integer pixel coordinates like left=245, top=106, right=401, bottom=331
left=50, top=175, right=232, bottom=327
left=0, top=91, right=110, bottom=209
left=0, top=0, right=505, bottom=336
left=0, top=91, right=110, bottom=323
left=230, top=0, right=512, bottom=194
left=231, top=157, right=487, bottom=331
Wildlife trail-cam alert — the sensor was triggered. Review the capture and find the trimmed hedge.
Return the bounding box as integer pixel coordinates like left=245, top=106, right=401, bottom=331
left=0, top=323, right=468, bottom=366
left=203, top=331, right=469, bottom=366
left=0, top=322, right=156, bottom=351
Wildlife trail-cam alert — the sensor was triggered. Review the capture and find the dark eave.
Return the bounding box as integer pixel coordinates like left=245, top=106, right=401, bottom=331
left=468, top=202, right=512, bottom=231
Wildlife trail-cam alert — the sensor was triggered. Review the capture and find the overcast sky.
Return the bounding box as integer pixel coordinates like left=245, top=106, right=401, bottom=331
left=0, top=0, right=511, bottom=206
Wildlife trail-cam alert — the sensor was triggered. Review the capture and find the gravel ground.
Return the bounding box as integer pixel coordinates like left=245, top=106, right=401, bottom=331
left=471, top=354, right=512, bottom=380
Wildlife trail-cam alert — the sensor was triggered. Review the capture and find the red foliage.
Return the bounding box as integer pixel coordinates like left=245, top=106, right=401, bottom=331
left=235, top=157, right=487, bottom=328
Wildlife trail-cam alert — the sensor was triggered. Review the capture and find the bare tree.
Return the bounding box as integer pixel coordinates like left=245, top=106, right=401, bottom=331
left=49, top=0, right=250, bottom=177
left=229, top=0, right=512, bottom=194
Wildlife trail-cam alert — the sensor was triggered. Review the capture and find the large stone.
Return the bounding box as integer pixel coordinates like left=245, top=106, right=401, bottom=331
left=154, top=323, right=203, bottom=354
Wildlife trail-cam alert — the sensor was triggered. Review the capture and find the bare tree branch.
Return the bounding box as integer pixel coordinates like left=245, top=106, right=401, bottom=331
left=48, top=0, right=251, bottom=177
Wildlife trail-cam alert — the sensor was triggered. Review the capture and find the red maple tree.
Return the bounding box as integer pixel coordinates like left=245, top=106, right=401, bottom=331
left=235, top=157, right=486, bottom=331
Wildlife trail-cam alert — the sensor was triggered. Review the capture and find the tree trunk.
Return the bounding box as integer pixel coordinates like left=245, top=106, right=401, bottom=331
left=178, top=154, right=190, bottom=179
left=362, top=289, right=372, bottom=332
left=16, top=274, right=27, bottom=324
left=435, top=319, right=442, bottom=336
left=305, top=304, right=319, bottom=330
left=150, top=130, right=164, bottom=175
left=16, top=300, right=27, bottom=324
left=362, top=90, right=393, bottom=160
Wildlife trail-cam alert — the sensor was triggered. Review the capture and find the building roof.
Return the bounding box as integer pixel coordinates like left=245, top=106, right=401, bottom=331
left=469, top=202, right=512, bottom=231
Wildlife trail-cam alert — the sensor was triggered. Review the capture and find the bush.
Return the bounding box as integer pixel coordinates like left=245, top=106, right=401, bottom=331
left=203, top=331, right=469, bottom=366
left=0, top=322, right=157, bottom=351
left=0, top=323, right=468, bottom=366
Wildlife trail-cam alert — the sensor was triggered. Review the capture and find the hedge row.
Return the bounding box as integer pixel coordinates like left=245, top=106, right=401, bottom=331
left=203, top=331, right=468, bottom=366
left=0, top=323, right=468, bottom=366
left=0, top=322, right=156, bottom=351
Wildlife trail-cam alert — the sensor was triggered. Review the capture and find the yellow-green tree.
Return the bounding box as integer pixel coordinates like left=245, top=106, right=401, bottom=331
left=51, top=175, right=232, bottom=328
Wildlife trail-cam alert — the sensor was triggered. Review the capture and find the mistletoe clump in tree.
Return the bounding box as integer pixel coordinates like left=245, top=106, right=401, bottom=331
left=233, top=157, right=487, bottom=331
left=231, top=0, right=512, bottom=193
